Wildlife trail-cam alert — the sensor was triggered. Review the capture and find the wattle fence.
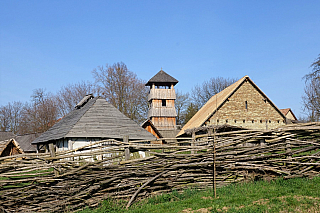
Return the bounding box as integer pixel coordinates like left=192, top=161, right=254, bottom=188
left=1, top=122, right=320, bottom=212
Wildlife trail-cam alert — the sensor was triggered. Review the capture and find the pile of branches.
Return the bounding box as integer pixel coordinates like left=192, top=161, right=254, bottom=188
left=0, top=123, right=320, bottom=212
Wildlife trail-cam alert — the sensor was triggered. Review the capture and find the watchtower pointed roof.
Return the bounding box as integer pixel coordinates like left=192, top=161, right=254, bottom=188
left=146, top=69, right=178, bottom=86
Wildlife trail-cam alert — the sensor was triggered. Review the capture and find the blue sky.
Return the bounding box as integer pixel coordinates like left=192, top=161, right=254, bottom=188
left=1, top=0, right=319, bottom=118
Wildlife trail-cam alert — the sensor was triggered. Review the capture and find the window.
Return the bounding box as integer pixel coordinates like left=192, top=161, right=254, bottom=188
left=226, top=119, right=228, bottom=123
left=245, top=101, right=248, bottom=110
left=243, top=120, right=245, bottom=123
left=234, top=120, right=237, bottom=123
left=252, top=120, right=254, bottom=123
left=162, top=99, right=166, bottom=107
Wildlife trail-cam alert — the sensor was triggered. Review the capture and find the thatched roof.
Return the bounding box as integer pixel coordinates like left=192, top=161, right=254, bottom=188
left=177, top=76, right=286, bottom=137
left=32, top=96, right=156, bottom=144
left=146, top=70, right=178, bottom=86
left=0, top=139, right=24, bottom=156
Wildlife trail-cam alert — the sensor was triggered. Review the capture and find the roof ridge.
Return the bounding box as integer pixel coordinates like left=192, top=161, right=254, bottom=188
left=65, top=96, right=99, bottom=136
left=32, top=97, right=98, bottom=144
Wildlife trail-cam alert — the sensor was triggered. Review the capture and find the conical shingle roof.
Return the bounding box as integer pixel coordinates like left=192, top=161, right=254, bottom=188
left=146, top=70, right=178, bottom=86
left=32, top=96, right=156, bottom=144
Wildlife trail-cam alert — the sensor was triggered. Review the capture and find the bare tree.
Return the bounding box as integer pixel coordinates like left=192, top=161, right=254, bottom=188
left=92, top=62, right=148, bottom=123
left=55, top=81, right=97, bottom=117
left=304, top=54, right=320, bottom=81
left=302, top=54, right=320, bottom=122
left=175, top=90, right=190, bottom=125
left=302, top=78, right=320, bottom=122
left=191, top=77, right=237, bottom=108
left=19, top=89, right=59, bottom=134
left=0, top=101, right=24, bottom=133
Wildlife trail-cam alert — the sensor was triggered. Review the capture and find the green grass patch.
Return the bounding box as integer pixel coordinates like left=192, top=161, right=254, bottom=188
left=78, top=176, right=320, bottom=213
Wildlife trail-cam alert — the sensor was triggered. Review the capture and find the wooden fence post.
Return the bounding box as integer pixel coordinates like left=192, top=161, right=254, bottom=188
left=286, top=140, right=292, bottom=160
left=191, top=131, right=195, bottom=154
left=207, top=128, right=216, bottom=198
left=124, top=136, right=130, bottom=161
left=49, top=143, right=59, bottom=177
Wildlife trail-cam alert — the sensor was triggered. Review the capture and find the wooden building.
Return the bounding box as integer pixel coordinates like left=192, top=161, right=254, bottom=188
left=145, top=69, right=180, bottom=140
left=141, top=119, right=163, bottom=139
left=0, top=139, right=23, bottom=157
left=146, top=69, right=178, bottom=131
left=32, top=95, right=156, bottom=152
left=177, top=76, right=287, bottom=137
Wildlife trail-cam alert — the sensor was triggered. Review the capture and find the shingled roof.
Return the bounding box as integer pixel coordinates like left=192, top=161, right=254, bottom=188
left=32, top=96, right=156, bottom=144
left=15, top=134, right=39, bottom=152
left=0, top=132, right=16, bottom=141
left=146, top=69, right=178, bottom=86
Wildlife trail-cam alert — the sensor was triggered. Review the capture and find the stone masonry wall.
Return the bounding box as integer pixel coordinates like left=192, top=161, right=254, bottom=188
left=208, top=80, right=286, bottom=130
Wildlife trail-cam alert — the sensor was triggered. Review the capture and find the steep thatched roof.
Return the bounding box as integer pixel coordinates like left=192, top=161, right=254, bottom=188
left=32, top=96, right=156, bottom=144
left=177, top=76, right=286, bottom=137
left=0, top=139, right=24, bottom=156
left=146, top=70, right=178, bottom=86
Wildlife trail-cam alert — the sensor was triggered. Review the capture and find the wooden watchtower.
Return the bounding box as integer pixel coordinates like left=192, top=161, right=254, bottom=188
left=146, top=69, right=178, bottom=131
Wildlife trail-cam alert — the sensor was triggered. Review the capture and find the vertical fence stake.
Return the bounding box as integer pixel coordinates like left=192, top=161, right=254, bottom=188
left=49, top=143, right=59, bottom=177
left=124, top=136, right=130, bottom=161
left=191, top=131, right=195, bottom=154
left=213, top=128, right=217, bottom=198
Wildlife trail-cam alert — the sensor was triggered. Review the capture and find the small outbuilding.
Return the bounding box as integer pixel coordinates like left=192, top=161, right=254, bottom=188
left=0, top=139, right=24, bottom=157
left=280, top=108, right=298, bottom=123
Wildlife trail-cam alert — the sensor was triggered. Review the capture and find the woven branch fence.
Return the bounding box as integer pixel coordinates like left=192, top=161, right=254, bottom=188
left=0, top=122, right=320, bottom=212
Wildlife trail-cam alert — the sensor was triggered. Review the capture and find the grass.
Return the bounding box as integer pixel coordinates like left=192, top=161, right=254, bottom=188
left=0, top=168, right=54, bottom=189
left=78, top=176, right=320, bottom=213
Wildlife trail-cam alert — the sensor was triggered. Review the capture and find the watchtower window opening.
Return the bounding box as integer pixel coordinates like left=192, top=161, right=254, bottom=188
left=245, top=101, right=248, bottom=110
left=162, top=99, right=166, bottom=106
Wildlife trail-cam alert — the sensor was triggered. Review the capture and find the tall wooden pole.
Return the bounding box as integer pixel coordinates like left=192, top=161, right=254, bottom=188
left=213, top=128, right=217, bottom=198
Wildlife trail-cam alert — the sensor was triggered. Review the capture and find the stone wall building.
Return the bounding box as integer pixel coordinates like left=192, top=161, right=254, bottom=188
left=177, top=75, right=287, bottom=137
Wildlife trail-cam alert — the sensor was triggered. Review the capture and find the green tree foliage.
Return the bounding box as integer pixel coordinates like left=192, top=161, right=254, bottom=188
left=183, top=103, right=199, bottom=124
